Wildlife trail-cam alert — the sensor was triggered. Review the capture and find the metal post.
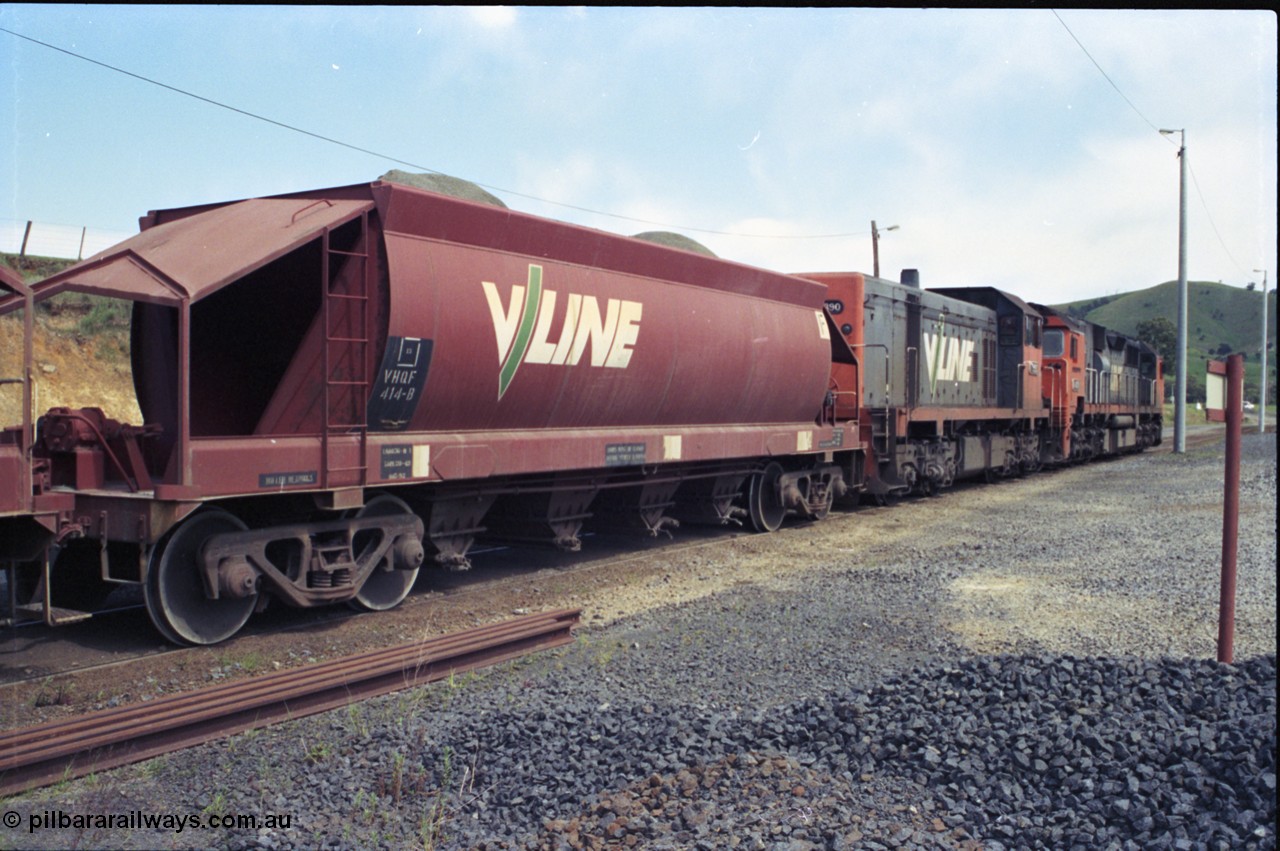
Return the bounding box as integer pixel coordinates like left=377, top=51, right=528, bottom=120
left=1174, top=134, right=1188, bottom=453
left=1161, top=129, right=1188, bottom=453
left=1217, top=353, right=1242, bottom=664
left=1257, top=269, right=1268, bottom=434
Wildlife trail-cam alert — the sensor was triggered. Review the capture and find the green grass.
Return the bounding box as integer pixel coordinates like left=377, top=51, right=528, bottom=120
left=1, top=252, right=75, bottom=282
left=1054, top=280, right=1276, bottom=404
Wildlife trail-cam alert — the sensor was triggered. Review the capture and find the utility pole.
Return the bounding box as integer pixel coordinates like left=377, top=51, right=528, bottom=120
left=1256, top=268, right=1269, bottom=434
left=1161, top=129, right=1188, bottom=453
left=871, top=220, right=898, bottom=279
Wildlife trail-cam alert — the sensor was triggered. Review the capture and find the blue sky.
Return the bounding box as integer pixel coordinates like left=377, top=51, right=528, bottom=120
left=2, top=6, right=1275, bottom=304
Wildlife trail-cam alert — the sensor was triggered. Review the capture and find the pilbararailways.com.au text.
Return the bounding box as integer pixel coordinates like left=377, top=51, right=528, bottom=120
left=7, top=809, right=292, bottom=834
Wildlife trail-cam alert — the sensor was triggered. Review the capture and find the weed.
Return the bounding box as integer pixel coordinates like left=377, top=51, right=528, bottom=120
left=418, top=747, right=488, bottom=850
left=203, top=791, right=228, bottom=819
left=419, top=747, right=454, bottom=851
left=31, top=677, right=74, bottom=708
left=387, top=752, right=406, bottom=803
left=353, top=789, right=380, bottom=826
left=391, top=688, right=431, bottom=732
left=345, top=703, right=371, bottom=739
left=303, top=740, right=331, bottom=765
left=216, top=649, right=263, bottom=674
left=593, top=639, right=626, bottom=669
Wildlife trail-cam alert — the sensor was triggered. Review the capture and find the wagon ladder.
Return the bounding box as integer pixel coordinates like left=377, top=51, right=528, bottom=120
left=320, top=213, right=372, bottom=490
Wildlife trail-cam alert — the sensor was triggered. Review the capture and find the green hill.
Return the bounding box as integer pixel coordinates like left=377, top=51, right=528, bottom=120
left=1053, top=280, right=1276, bottom=402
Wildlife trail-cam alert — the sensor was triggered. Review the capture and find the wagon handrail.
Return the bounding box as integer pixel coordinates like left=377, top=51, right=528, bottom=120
left=291, top=198, right=336, bottom=225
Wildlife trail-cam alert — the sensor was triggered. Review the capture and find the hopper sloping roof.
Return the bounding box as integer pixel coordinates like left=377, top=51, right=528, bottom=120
left=0, top=196, right=373, bottom=314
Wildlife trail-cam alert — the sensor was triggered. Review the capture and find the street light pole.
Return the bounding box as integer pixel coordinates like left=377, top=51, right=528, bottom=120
left=1256, top=268, right=1269, bottom=434
left=871, top=220, right=899, bottom=279
left=1161, top=128, right=1188, bottom=453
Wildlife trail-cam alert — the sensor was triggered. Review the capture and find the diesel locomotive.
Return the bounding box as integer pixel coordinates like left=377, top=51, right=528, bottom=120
left=0, top=179, right=1163, bottom=644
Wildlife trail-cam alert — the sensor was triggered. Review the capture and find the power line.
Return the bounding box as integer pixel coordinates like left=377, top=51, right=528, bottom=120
left=1, top=26, right=867, bottom=241
left=1051, top=10, right=1252, bottom=281
left=1051, top=10, right=1166, bottom=138
left=1188, top=162, right=1248, bottom=278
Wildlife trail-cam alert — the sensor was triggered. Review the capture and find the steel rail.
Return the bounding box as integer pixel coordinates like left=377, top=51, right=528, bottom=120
left=0, top=608, right=580, bottom=797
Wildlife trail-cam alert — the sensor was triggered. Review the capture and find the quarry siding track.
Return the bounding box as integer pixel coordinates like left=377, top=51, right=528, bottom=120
left=0, top=608, right=580, bottom=797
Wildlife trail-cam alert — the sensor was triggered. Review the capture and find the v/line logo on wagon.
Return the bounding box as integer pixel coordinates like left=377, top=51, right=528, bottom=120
left=483, top=264, right=644, bottom=400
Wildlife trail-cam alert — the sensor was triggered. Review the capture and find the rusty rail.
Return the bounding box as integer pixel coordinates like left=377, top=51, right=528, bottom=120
left=0, top=608, right=580, bottom=797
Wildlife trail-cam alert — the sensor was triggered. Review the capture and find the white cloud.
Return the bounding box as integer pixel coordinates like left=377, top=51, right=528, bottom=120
left=467, top=7, right=518, bottom=30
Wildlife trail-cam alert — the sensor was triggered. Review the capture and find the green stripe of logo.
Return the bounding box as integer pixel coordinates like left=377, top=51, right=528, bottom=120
left=497, top=265, right=542, bottom=399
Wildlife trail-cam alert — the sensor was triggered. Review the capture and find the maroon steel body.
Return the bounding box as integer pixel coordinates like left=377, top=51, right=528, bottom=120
left=1, top=182, right=851, bottom=642
left=18, top=182, right=838, bottom=502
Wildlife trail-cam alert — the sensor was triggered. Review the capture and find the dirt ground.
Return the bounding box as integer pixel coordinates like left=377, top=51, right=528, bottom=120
left=0, top=311, right=141, bottom=427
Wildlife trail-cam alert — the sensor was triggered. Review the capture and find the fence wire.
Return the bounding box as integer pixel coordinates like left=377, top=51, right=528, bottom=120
left=1, top=219, right=134, bottom=261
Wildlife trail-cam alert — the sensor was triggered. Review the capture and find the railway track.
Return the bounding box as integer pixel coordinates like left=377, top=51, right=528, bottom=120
left=0, top=608, right=580, bottom=798
left=0, top=524, right=745, bottom=689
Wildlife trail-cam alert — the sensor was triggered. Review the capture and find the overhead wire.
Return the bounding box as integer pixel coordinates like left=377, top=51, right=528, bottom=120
left=0, top=25, right=869, bottom=241
left=1051, top=10, right=1252, bottom=279
left=1050, top=10, right=1165, bottom=137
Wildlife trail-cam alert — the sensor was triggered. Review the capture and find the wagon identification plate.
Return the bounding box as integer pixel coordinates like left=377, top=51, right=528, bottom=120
left=259, top=470, right=318, bottom=488
left=605, top=442, right=647, bottom=466
left=380, top=444, right=431, bottom=480
left=368, top=337, right=433, bottom=431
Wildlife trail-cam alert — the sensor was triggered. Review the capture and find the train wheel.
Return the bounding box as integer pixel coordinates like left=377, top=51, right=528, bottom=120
left=349, top=494, right=421, bottom=612
left=145, top=509, right=256, bottom=646
left=748, top=462, right=786, bottom=533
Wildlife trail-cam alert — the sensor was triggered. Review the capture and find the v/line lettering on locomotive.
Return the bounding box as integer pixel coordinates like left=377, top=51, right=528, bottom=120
left=483, top=264, right=644, bottom=400
left=923, top=330, right=978, bottom=390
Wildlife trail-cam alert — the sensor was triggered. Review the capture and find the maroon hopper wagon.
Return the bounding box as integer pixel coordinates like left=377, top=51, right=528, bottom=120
left=0, top=181, right=860, bottom=644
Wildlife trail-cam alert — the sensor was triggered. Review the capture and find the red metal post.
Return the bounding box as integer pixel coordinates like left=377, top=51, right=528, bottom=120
left=1217, top=353, right=1242, bottom=664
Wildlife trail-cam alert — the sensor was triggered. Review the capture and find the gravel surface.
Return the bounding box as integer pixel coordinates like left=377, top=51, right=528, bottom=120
left=3, top=432, right=1275, bottom=851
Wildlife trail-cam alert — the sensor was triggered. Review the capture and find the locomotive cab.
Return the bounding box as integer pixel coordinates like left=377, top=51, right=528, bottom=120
left=1037, top=308, right=1091, bottom=462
